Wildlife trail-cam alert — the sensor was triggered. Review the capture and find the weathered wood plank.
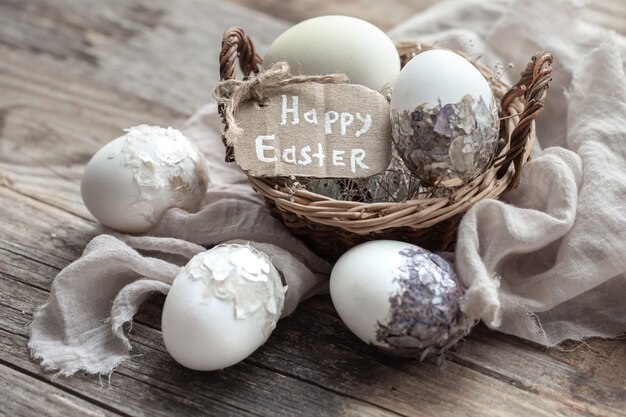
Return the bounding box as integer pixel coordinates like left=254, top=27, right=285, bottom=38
left=0, top=0, right=287, bottom=116
left=302, top=298, right=626, bottom=417
left=0, top=363, right=119, bottom=417
left=253, top=304, right=625, bottom=417
left=447, top=328, right=626, bottom=417
left=231, top=0, right=626, bottom=35
left=230, top=0, right=439, bottom=31
left=547, top=338, right=626, bottom=396
left=0, top=327, right=258, bottom=417
left=0, top=187, right=95, bottom=271
left=0, top=46, right=184, bottom=219
left=0, top=1, right=284, bottom=219
left=0, top=0, right=284, bottom=220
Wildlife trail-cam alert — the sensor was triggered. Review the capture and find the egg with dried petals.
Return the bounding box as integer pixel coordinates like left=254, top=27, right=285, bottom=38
left=390, top=50, right=499, bottom=187
left=81, top=125, right=209, bottom=233
left=330, top=240, right=467, bottom=359
left=162, top=244, right=286, bottom=371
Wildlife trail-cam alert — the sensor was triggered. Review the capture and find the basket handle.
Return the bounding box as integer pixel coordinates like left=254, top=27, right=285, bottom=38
left=497, top=52, right=553, bottom=188
left=218, top=27, right=263, bottom=162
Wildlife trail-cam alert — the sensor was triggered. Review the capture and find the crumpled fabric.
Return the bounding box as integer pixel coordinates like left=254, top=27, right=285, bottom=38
left=30, top=0, right=626, bottom=376
left=391, top=0, right=626, bottom=345
left=29, top=104, right=331, bottom=376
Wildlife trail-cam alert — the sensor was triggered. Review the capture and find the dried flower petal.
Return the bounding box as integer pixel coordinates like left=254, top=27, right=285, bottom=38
left=185, top=244, right=286, bottom=336
left=375, top=247, right=468, bottom=359
left=391, top=94, right=499, bottom=186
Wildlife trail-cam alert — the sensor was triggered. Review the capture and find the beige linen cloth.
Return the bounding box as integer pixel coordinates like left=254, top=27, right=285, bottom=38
left=30, top=0, right=625, bottom=375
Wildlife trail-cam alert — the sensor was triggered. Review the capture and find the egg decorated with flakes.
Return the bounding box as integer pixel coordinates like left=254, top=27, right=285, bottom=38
left=162, top=243, right=286, bottom=371
left=390, top=50, right=500, bottom=187
left=81, top=125, right=209, bottom=233
left=330, top=240, right=467, bottom=359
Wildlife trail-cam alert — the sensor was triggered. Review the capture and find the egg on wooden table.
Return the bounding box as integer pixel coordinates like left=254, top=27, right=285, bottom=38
left=81, top=125, right=209, bottom=234
left=330, top=240, right=467, bottom=359
left=390, top=50, right=500, bottom=187
left=161, top=244, right=286, bottom=371
left=264, top=15, right=400, bottom=91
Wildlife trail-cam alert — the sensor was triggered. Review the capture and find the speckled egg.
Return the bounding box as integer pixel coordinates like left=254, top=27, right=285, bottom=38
left=330, top=240, right=467, bottom=359
left=390, top=50, right=500, bottom=187
left=81, top=125, right=209, bottom=233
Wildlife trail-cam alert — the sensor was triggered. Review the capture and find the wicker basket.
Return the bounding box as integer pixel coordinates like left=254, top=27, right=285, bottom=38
left=218, top=28, right=553, bottom=261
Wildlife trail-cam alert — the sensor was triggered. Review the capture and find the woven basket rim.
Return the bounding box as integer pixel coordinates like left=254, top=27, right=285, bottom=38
left=217, top=29, right=553, bottom=236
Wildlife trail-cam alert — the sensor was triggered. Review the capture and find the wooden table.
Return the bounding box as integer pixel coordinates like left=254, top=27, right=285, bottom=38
left=1, top=1, right=625, bottom=416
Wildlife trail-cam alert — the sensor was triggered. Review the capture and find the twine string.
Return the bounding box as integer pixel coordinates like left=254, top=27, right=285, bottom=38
left=213, top=62, right=347, bottom=146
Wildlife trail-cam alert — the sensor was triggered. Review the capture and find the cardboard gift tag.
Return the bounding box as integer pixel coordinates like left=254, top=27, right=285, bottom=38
left=234, top=82, right=392, bottom=178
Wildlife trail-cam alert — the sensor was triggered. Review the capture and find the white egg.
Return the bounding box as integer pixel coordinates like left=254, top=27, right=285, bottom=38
left=264, top=15, right=400, bottom=91
left=81, top=125, right=209, bottom=233
left=390, top=50, right=499, bottom=186
left=391, top=49, right=493, bottom=111
left=161, top=244, right=286, bottom=371
left=330, top=240, right=466, bottom=358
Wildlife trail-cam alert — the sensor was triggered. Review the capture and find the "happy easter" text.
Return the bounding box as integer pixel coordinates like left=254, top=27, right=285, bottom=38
left=255, top=95, right=372, bottom=173
left=234, top=82, right=391, bottom=178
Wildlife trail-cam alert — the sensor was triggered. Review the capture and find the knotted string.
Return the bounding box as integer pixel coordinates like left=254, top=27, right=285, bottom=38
left=213, top=62, right=347, bottom=146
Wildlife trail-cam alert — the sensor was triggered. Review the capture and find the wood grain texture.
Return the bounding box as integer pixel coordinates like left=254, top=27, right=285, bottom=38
left=231, top=0, right=626, bottom=34
left=0, top=363, right=117, bottom=417
left=0, top=0, right=625, bottom=416
left=229, top=0, right=440, bottom=31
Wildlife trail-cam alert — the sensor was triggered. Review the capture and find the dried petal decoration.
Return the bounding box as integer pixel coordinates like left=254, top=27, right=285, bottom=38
left=185, top=243, right=286, bottom=336
left=299, top=147, right=423, bottom=203
left=376, top=247, right=468, bottom=361
left=108, top=125, right=210, bottom=223
left=391, top=94, right=499, bottom=186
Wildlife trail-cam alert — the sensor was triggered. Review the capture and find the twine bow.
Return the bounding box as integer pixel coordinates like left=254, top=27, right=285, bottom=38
left=213, top=62, right=347, bottom=146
